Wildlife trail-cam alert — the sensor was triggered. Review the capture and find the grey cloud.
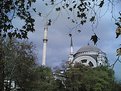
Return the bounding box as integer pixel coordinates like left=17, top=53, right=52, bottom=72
left=12, top=0, right=121, bottom=80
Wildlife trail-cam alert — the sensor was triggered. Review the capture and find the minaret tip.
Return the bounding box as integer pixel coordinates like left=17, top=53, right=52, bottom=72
left=68, top=33, right=74, bottom=62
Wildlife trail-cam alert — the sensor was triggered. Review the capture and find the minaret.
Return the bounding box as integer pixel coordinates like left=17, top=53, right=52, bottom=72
left=68, top=34, right=74, bottom=62
left=42, top=23, right=48, bottom=66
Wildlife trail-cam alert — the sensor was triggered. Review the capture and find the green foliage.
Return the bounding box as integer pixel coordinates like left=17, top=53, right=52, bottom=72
left=55, top=64, right=116, bottom=91
left=2, top=39, right=36, bottom=90
left=0, top=39, right=4, bottom=91
left=0, top=0, right=120, bottom=45
left=32, top=66, right=56, bottom=91
left=45, top=0, right=104, bottom=25
left=116, top=27, right=121, bottom=38
left=0, top=38, right=56, bottom=91
left=112, top=81, right=121, bottom=91
left=0, top=0, right=36, bottom=39
left=41, top=0, right=121, bottom=45
left=1, top=38, right=121, bottom=91
left=115, top=13, right=121, bottom=54
left=41, top=0, right=107, bottom=44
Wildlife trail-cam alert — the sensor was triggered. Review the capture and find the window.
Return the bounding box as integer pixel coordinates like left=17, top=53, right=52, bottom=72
left=81, top=59, right=87, bottom=63
left=88, top=61, right=94, bottom=67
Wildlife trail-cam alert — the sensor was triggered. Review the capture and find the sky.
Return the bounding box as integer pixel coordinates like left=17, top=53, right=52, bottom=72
left=13, top=0, right=121, bottom=81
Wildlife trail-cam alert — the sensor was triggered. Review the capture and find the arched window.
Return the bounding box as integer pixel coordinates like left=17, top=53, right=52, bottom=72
left=81, top=59, right=87, bottom=63
left=88, top=61, right=94, bottom=67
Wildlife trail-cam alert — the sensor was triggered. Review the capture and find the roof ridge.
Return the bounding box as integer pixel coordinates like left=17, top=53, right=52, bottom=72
left=77, top=45, right=101, bottom=53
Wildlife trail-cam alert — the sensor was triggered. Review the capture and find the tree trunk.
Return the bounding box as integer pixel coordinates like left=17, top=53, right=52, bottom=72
left=0, top=49, right=4, bottom=91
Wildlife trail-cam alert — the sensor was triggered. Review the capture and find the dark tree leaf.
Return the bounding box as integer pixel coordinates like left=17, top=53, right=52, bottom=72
left=115, top=22, right=120, bottom=27
left=119, top=17, right=121, bottom=22
left=32, top=8, right=36, bottom=12
left=73, top=4, right=77, bottom=9
left=80, top=13, right=86, bottom=18
left=66, top=4, right=69, bottom=8
left=90, top=34, right=98, bottom=44
left=72, top=1, right=76, bottom=3
left=68, top=17, right=70, bottom=19
left=78, top=30, right=81, bottom=33
left=8, top=32, right=12, bottom=38
left=17, top=33, right=22, bottom=39
left=0, top=0, right=36, bottom=39
left=38, top=12, right=41, bottom=16
left=88, top=2, right=91, bottom=5
left=69, top=8, right=72, bottom=11
left=119, top=12, right=121, bottom=17
left=45, top=3, right=48, bottom=6
left=99, top=0, right=104, bottom=8
left=69, top=33, right=72, bottom=37
left=116, top=27, right=121, bottom=38
left=72, top=19, right=75, bottom=23
left=116, top=48, right=121, bottom=56
left=47, top=19, right=52, bottom=26
left=80, top=20, right=86, bottom=25
left=51, top=0, right=54, bottom=5
left=3, top=34, right=6, bottom=38
left=81, top=21, right=84, bottom=25
left=56, top=7, right=61, bottom=11
left=90, top=16, right=95, bottom=22
left=62, top=6, right=65, bottom=9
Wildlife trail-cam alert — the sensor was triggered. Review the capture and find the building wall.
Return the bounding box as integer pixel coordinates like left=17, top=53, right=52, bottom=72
left=73, top=55, right=97, bottom=67
left=73, top=51, right=108, bottom=67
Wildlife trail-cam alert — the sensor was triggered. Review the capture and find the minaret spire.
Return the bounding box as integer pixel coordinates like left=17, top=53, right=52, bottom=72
left=42, top=22, right=48, bottom=66
left=70, top=34, right=74, bottom=55
left=68, top=33, right=74, bottom=62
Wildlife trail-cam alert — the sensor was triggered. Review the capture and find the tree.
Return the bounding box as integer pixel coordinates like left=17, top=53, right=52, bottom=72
left=1, top=0, right=121, bottom=50
left=0, top=38, right=4, bottom=91
left=55, top=64, right=115, bottom=91
left=31, top=66, right=57, bottom=91
left=1, top=0, right=120, bottom=40
left=112, top=81, right=121, bottom=91
left=0, top=38, right=57, bottom=91
left=2, top=39, right=36, bottom=91
left=0, top=0, right=36, bottom=39
left=0, top=0, right=121, bottom=89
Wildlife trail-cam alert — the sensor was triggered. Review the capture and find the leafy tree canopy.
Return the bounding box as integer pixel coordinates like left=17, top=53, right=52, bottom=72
left=55, top=64, right=116, bottom=91
left=1, top=0, right=121, bottom=46
left=0, top=38, right=56, bottom=91
left=0, top=0, right=36, bottom=39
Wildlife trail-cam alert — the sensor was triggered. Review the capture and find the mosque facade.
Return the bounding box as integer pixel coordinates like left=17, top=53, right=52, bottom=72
left=68, top=45, right=108, bottom=68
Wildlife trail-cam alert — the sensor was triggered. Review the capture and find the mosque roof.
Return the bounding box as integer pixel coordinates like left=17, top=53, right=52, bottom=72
left=77, top=45, right=101, bottom=53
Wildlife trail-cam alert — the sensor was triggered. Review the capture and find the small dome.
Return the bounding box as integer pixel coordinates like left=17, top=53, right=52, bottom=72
left=77, top=45, right=101, bottom=53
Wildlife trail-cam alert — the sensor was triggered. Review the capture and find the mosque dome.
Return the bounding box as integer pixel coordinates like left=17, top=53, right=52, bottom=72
left=77, top=45, right=101, bottom=53
left=72, top=45, right=108, bottom=67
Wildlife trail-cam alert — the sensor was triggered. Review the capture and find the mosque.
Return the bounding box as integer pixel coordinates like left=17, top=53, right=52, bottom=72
left=41, top=24, right=108, bottom=67
left=68, top=34, right=108, bottom=68
left=68, top=45, right=108, bottom=67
